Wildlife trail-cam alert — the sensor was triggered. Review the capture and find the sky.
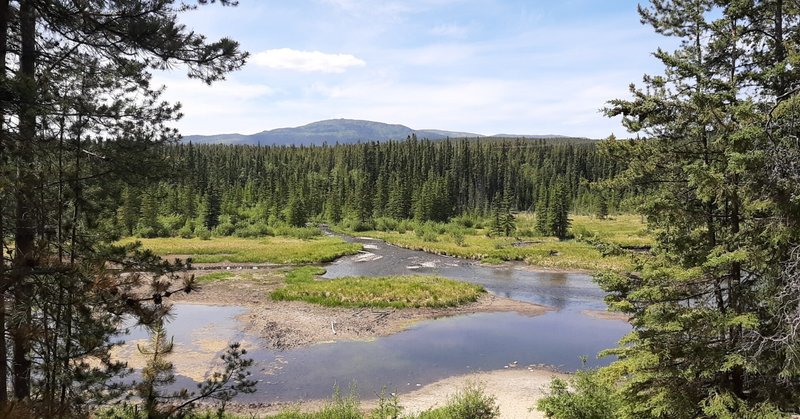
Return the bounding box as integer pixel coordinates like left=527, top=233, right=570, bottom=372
left=158, top=0, right=673, bottom=138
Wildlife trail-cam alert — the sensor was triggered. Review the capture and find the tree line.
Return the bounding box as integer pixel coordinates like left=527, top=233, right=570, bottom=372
left=109, top=138, right=629, bottom=239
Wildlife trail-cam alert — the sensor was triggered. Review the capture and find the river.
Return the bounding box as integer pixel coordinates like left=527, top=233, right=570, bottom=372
left=124, top=234, right=630, bottom=403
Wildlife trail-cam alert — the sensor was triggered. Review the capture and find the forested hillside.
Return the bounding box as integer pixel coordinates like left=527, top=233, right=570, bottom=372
left=110, top=137, right=627, bottom=238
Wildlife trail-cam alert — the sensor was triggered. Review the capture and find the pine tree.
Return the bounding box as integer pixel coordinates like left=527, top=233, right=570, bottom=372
left=596, top=1, right=800, bottom=416
left=0, top=0, right=246, bottom=410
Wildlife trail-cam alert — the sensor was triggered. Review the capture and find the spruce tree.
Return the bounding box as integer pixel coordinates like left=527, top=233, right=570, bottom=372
left=596, top=1, right=800, bottom=416
left=546, top=181, right=570, bottom=240
left=535, top=187, right=549, bottom=235
left=118, top=186, right=140, bottom=236
left=285, top=193, right=307, bottom=227
left=203, top=189, right=221, bottom=230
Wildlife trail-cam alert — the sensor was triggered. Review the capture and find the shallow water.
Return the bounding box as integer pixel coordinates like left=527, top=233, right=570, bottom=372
left=323, top=234, right=607, bottom=311
left=125, top=234, right=631, bottom=403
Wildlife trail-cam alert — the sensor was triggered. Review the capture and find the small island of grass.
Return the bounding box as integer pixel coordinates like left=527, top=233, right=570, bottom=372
left=271, top=267, right=485, bottom=309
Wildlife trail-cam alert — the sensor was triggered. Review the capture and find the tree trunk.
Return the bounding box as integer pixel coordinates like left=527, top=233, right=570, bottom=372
left=0, top=0, right=10, bottom=406
left=11, top=0, right=36, bottom=400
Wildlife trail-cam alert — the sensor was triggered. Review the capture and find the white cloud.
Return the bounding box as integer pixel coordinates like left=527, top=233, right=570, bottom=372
left=251, top=48, right=366, bottom=73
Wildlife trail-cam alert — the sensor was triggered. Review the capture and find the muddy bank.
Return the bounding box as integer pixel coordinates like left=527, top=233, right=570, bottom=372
left=170, top=270, right=550, bottom=350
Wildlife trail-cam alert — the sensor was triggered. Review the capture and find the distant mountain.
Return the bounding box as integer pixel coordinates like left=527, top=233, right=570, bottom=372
left=491, top=134, right=573, bottom=139
left=181, top=118, right=580, bottom=146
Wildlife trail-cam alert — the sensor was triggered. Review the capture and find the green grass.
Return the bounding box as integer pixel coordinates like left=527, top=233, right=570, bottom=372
left=195, top=271, right=236, bottom=282
left=117, top=236, right=362, bottom=264
left=334, top=213, right=648, bottom=272
left=268, top=383, right=499, bottom=419
left=98, top=382, right=499, bottom=419
left=285, top=266, right=327, bottom=284
left=271, top=269, right=484, bottom=309
left=569, top=214, right=652, bottom=248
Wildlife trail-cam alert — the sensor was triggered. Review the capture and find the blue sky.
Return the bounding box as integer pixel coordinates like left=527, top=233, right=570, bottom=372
left=159, top=1, right=671, bottom=138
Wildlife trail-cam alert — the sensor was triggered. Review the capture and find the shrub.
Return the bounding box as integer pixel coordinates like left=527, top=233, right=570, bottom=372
left=397, top=219, right=414, bottom=232
left=415, top=227, right=425, bottom=238
left=158, top=214, right=185, bottom=233
left=422, top=230, right=438, bottom=243
left=450, top=230, right=465, bottom=247
left=178, top=220, right=195, bottom=238
left=273, top=384, right=361, bottom=419
left=234, top=222, right=274, bottom=238
left=214, top=222, right=236, bottom=236
left=536, top=368, right=620, bottom=419
left=196, top=227, right=212, bottom=240
left=341, top=218, right=375, bottom=232
left=451, top=214, right=475, bottom=228
left=135, top=225, right=166, bottom=238
left=416, top=383, right=499, bottom=419
left=374, top=217, right=399, bottom=232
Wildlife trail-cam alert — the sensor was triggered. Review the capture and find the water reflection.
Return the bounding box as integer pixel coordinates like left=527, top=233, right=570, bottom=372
left=134, top=305, right=628, bottom=403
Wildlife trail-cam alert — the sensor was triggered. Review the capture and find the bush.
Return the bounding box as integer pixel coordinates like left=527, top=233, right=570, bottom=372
left=369, top=387, right=403, bottom=419
left=234, top=222, right=274, bottom=238
left=178, top=220, right=195, bottom=238
left=196, top=227, right=212, bottom=240
left=416, top=383, right=499, bottom=419
left=415, top=227, right=425, bottom=238
left=422, top=230, right=438, bottom=243
left=536, top=368, right=620, bottom=419
left=158, top=214, right=185, bottom=233
left=214, top=222, right=236, bottom=236
left=450, top=230, right=465, bottom=246
left=341, top=218, right=375, bottom=232
left=374, top=217, right=399, bottom=232
left=451, top=214, right=476, bottom=228
left=135, top=224, right=166, bottom=238
left=273, top=384, right=362, bottom=419
left=397, top=219, right=414, bottom=233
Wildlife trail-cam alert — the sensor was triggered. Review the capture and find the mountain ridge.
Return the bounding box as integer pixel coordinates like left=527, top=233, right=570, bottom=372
left=181, top=118, right=579, bottom=146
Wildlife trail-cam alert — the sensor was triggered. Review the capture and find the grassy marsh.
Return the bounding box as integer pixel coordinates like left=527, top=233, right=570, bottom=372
left=118, top=236, right=362, bottom=264
left=335, top=214, right=649, bottom=272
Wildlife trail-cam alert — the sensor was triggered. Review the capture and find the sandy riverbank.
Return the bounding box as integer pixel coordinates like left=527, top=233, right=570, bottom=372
left=215, top=368, right=566, bottom=418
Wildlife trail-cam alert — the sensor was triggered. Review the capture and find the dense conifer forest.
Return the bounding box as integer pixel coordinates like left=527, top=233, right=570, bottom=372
left=110, top=137, right=628, bottom=238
